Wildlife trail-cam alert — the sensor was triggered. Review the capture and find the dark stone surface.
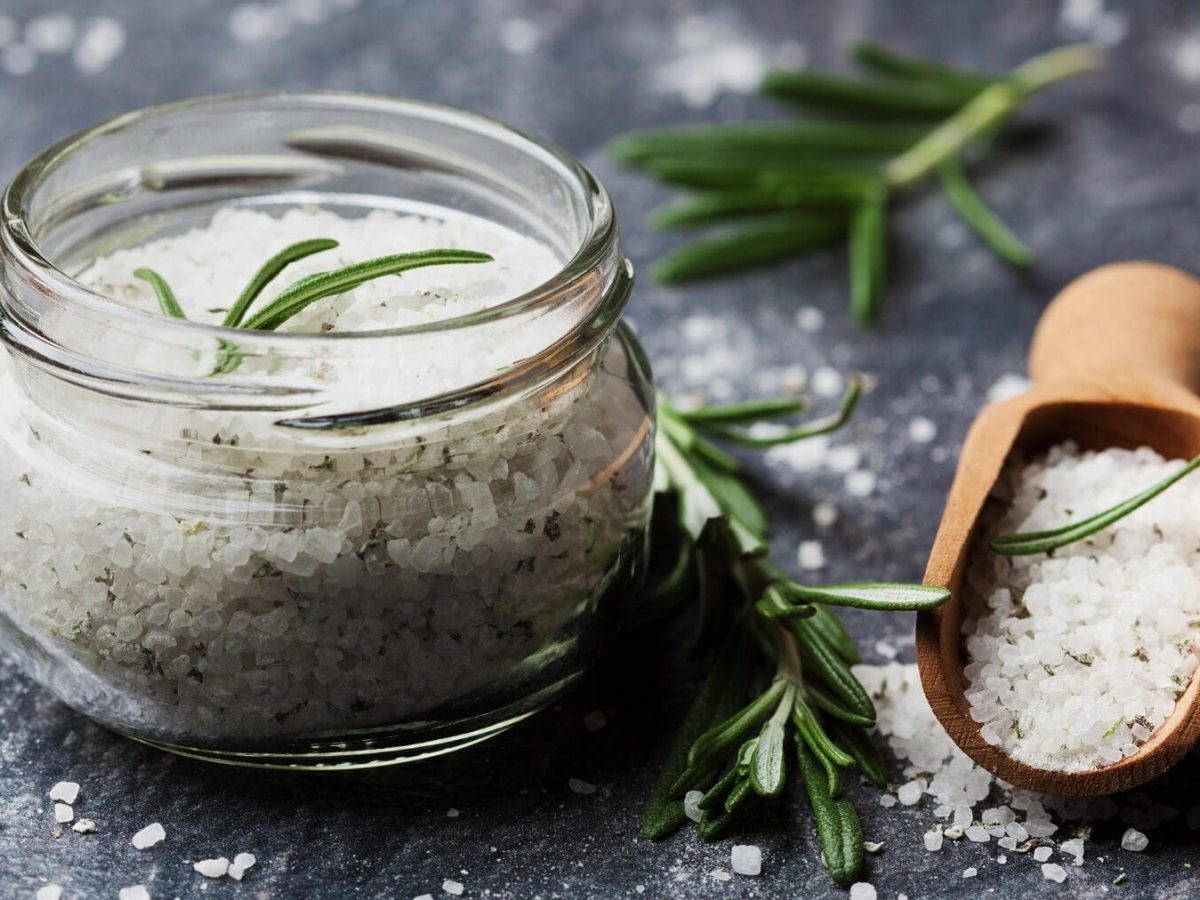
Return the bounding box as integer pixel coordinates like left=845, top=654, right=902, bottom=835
left=1, top=1, right=1198, bottom=897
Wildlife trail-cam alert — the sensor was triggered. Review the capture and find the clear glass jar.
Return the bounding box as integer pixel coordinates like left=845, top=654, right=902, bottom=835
left=0, top=93, right=654, bottom=767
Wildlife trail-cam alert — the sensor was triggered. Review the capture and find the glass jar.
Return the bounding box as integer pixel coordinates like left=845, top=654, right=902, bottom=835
left=0, top=93, right=654, bottom=768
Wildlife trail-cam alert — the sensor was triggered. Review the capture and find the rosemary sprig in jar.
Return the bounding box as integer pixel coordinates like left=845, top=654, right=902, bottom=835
left=134, top=240, right=493, bottom=374
left=611, top=41, right=1103, bottom=324
left=642, top=378, right=950, bottom=886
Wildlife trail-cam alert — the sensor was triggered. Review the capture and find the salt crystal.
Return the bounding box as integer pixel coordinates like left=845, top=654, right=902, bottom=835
left=131, top=822, right=166, bottom=849
left=49, top=781, right=80, bottom=804
left=862, top=841, right=884, bottom=854
left=923, top=830, right=943, bottom=852
left=897, top=781, right=922, bottom=806
left=583, top=710, right=607, bottom=732
left=812, top=501, right=838, bottom=528
left=194, top=858, right=229, bottom=878
left=25, top=14, right=76, bottom=53
left=1060, top=837, right=1085, bottom=865
left=72, top=818, right=97, bottom=834
left=849, top=883, right=876, bottom=900
left=730, top=844, right=761, bottom=876
left=997, top=855, right=1007, bottom=864
left=228, top=852, right=257, bottom=880
left=442, top=880, right=465, bottom=896
left=878, top=794, right=897, bottom=808
left=797, top=540, right=825, bottom=570
left=709, top=869, right=732, bottom=881
left=53, top=803, right=73, bottom=824
left=963, top=867, right=977, bottom=878
left=446, top=808, right=460, bottom=818
left=74, top=17, right=125, bottom=74
left=568, top=778, right=596, bottom=795
left=683, top=790, right=704, bottom=823
left=845, top=470, right=877, bottom=498
left=118, top=888, right=150, bottom=900
left=1033, top=846, right=1053, bottom=862
left=414, top=895, right=434, bottom=900
left=965, top=825, right=990, bottom=843
left=1041, top=863, right=1068, bottom=883
left=811, top=366, right=844, bottom=397
left=907, top=416, right=937, bottom=444
left=796, top=306, right=824, bottom=333
left=1121, top=828, right=1149, bottom=852
left=36, top=886, right=62, bottom=900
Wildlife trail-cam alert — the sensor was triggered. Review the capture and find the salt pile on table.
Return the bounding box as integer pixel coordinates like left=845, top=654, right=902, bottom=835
left=961, top=443, right=1200, bottom=771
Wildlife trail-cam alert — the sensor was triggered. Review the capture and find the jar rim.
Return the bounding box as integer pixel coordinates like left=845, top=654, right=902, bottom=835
left=1, top=89, right=618, bottom=345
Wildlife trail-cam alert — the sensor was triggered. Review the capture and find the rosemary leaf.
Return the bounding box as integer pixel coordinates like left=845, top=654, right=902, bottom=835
left=791, top=618, right=876, bottom=722
left=990, top=452, right=1200, bottom=556
left=640, top=157, right=874, bottom=191
left=133, top=268, right=186, bottom=320
left=651, top=211, right=845, bottom=284
left=675, top=396, right=808, bottom=425
left=790, top=581, right=952, bottom=611
left=804, top=681, right=876, bottom=727
left=698, top=378, right=862, bottom=447
left=760, top=68, right=974, bottom=118
left=685, top=679, right=786, bottom=771
left=797, top=738, right=859, bottom=887
left=849, top=40, right=995, bottom=93
left=750, top=684, right=794, bottom=797
left=242, top=249, right=493, bottom=331
left=938, top=156, right=1034, bottom=267
left=849, top=191, right=888, bottom=325
left=808, top=605, right=861, bottom=665
left=652, top=193, right=839, bottom=232
left=610, top=122, right=921, bottom=164
left=828, top=719, right=890, bottom=788
left=223, top=238, right=340, bottom=327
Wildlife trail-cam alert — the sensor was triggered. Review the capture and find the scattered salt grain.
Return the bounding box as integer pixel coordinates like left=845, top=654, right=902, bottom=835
left=795, top=306, right=825, bottom=333
left=1033, top=846, right=1053, bottom=862
left=568, top=778, right=596, bottom=795
left=849, top=883, right=876, bottom=900
left=1174, top=33, right=1200, bottom=81
left=25, top=14, right=76, bottom=53
left=943, top=825, right=965, bottom=840
left=997, top=854, right=1007, bottom=864
left=897, top=781, right=922, bottom=806
left=119, top=887, right=150, bottom=900
left=962, top=867, right=977, bottom=878
left=72, top=818, right=96, bottom=834
left=709, top=869, right=732, bottom=882
left=1041, top=862, right=1068, bottom=883
left=965, top=825, right=990, bottom=843
left=811, top=366, right=844, bottom=398
left=49, top=782, right=80, bottom=804
left=442, top=880, right=465, bottom=896
left=36, top=886, right=62, bottom=900
left=797, top=540, right=825, bottom=570
left=731, top=844, right=762, bottom=876
left=907, top=416, right=937, bottom=444
left=683, top=790, right=704, bottom=823
left=873, top=640, right=897, bottom=660
left=195, top=858, right=230, bottom=878
left=73, top=17, right=126, bottom=74
left=414, top=895, right=434, bottom=900
left=985, top=373, right=1032, bottom=403
left=845, top=470, right=877, bottom=498
left=446, top=808, right=460, bottom=818
left=132, top=823, right=166, bottom=849
left=583, top=710, right=608, bottom=732
left=923, top=830, right=943, bottom=852
left=812, top=501, right=838, bottom=528
left=1120, top=828, right=1148, bottom=852
left=498, top=18, right=541, bottom=54
left=228, top=852, right=257, bottom=880
left=863, top=841, right=884, bottom=854
left=826, top=445, right=861, bottom=474
left=1060, top=837, right=1085, bottom=865
left=53, top=803, right=73, bottom=824
left=878, top=794, right=897, bottom=808
left=2, top=43, right=37, bottom=76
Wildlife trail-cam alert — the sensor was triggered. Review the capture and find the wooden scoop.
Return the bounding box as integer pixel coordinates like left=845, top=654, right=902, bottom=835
left=916, top=261, right=1200, bottom=796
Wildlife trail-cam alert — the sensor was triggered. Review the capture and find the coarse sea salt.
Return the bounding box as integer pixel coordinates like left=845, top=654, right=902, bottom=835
left=442, top=880, right=465, bottom=896
left=49, top=781, right=80, bottom=804
left=53, top=803, right=73, bottom=823
left=118, top=888, right=150, bottom=900
left=730, top=844, right=761, bottom=876
left=961, top=444, right=1200, bottom=771
left=132, top=822, right=166, bottom=849
left=36, top=886, right=62, bottom=900
left=194, top=857, right=230, bottom=878
left=849, top=883, right=876, bottom=900
left=1121, top=828, right=1149, bottom=851
left=0, top=206, right=649, bottom=741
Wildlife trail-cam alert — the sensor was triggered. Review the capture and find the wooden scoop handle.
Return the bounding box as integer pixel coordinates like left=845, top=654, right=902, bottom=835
left=1030, top=262, right=1200, bottom=409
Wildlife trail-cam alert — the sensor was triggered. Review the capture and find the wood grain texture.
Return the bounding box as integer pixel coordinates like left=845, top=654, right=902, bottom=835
left=917, top=262, right=1200, bottom=796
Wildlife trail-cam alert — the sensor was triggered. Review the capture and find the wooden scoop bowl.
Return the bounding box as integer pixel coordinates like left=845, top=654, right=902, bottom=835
left=916, top=261, right=1200, bottom=796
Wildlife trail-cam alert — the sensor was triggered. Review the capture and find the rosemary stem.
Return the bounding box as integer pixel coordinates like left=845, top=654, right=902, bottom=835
left=883, top=44, right=1103, bottom=189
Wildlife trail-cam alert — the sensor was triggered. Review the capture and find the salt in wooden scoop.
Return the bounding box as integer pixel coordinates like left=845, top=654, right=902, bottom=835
left=916, top=261, right=1200, bottom=795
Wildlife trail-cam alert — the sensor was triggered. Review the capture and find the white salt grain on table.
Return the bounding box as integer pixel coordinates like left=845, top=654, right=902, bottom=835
left=228, top=852, right=257, bottom=880
left=118, top=888, right=150, bottom=900
left=923, top=829, right=943, bottom=852
left=1121, top=828, right=1149, bottom=851
left=1041, top=862, right=1069, bottom=883
left=683, top=790, right=704, bottom=823
left=131, top=823, right=166, bottom=849
left=53, top=803, right=73, bottom=823
left=730, top=844, right=761, bottom=876
left=36, top=886, right=62, bottom=900
left=797, top=540, right=825, bottom=570
left=442, top=880, right=465, bottom=896
left=194, top=858, right=230, bottom=878
left=72, top=818, right=97, bottom=834
left=849, top=883, right=876, bottom=900
left=962, top=444, right=1200, bottom=771
left=1033, top=846, right=1053, bottom=862
left=962, top=867, right=977, bottom=878
left=49, top=781, right=80, bottom=804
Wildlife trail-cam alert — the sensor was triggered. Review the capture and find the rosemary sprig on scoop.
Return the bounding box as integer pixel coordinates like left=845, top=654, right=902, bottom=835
left=991, top=451, right=1200, bottom=556
left=134, top=240, right=493, bottom=373
left=612, top=41, right=1102, bottom=323
left=643, top=379, right=950, bottom=886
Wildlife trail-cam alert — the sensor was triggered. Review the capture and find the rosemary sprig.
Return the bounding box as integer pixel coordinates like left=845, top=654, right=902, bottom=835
left=990, top=452, right=1200, bottom=556
left=613, top=41, right=1102, bottom=323
left=133, top=240, right=493, bottom=373
left=643, top=379, right=950, bottom=886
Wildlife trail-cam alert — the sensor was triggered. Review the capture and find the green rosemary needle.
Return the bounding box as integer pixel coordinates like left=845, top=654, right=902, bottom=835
left=990, top=451, right=1200, bottom=556
left=134, top=241, right=493, bottom=374
left=642, top=379, right=950, bottom=886
left=613, top=41, right=1103, bottom=323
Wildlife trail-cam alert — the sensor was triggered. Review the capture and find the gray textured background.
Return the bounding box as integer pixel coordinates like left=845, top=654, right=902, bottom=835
left=0, top=0, right=1198, bottom=897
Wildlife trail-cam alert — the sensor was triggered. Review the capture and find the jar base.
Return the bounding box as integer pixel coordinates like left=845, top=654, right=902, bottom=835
left=112, top=675, right=578, bottom=770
